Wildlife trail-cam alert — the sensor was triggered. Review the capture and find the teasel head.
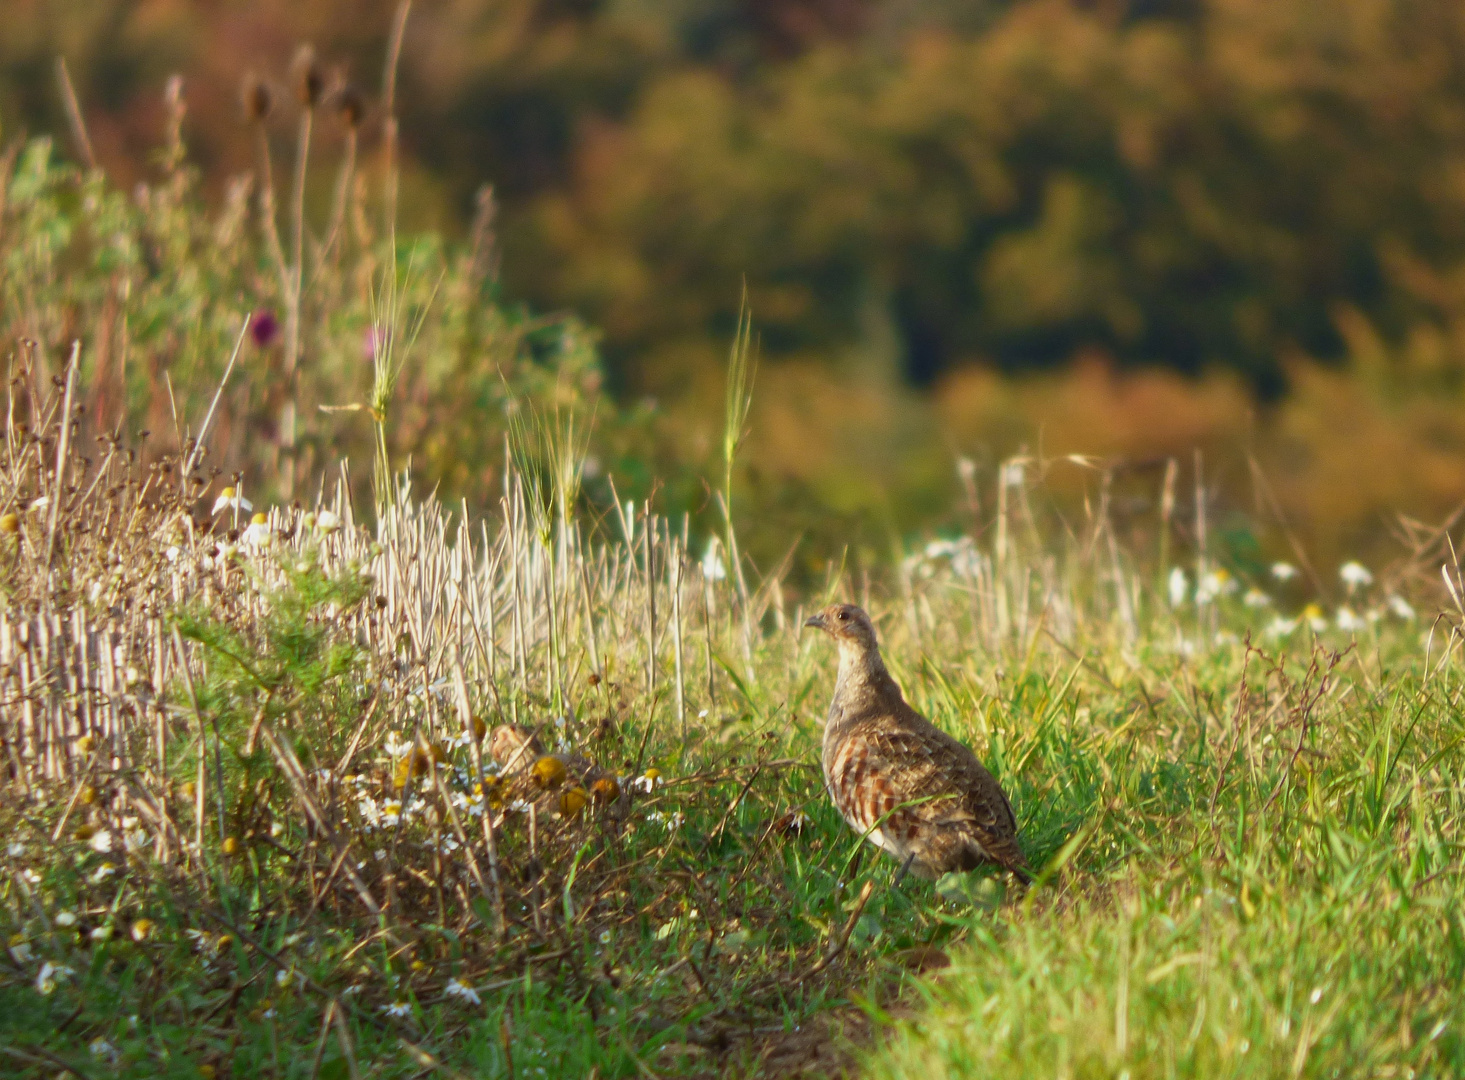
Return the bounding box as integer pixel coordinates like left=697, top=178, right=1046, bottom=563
left=292, top=45, right=325, bottom=109
left=241, top=72, right=273, bottom=124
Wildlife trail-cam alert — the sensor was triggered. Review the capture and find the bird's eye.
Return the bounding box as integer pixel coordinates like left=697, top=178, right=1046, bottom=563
left=837, top=611, right=848, bottom=621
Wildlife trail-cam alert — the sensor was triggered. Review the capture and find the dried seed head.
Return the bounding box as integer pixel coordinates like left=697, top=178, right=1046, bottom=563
left=393, top=743, right=447, bottom=789
left=292, top=46, right=325, bottom=109
left=558, top=787, right=589, bottom=819
left=531, top=755, right=568, bottom=789
left=334, top=83, right=366, bottom=128
left=241, top=73, right=273, bottom=123
left=590, top=776, right=620, bottom=803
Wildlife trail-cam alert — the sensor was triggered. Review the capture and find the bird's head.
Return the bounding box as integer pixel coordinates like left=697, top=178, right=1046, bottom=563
left=804, top=603, right=879, bottom=652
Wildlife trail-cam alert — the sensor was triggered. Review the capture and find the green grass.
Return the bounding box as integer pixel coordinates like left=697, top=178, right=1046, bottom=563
left=5, top=448, right=1462, bottom=1079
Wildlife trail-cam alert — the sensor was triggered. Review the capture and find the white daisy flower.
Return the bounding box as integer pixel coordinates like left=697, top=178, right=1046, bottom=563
left=55, top=911, right=78, bottom=927
left=1270, top=562, right=1299, bottom=582
left=1387, top=595, right=1416, bottom=620
left=1335, top=606, right=1367, bottom=632
left=315, top=509, right=342, bottom=534
left=1242, top=588, right=1272, bottom=608
left=242, top=513, right=273, bottom=549
left=211, top=487, right=252, bottom=515
left=1195, top=568, right=1237, bottom=605
left=36, top=961, right=72, bottom=995
left=444, top=978, right=481, bottom=1005
left=701, top=541, right=726, bottom=582
left=1339, top=561, right=1373, bottom=591
left=924, top=539, right=961, bottom=560
left=88, top=830, right=114, bottom=853
left=381, top=1001, right=412, bottom=1018
left=1265, top=616, right=1297, bottom=639
left=1167, top=567, right=1188, bottom=608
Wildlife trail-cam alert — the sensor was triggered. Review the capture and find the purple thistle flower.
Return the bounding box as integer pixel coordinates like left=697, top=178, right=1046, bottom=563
left=250, top=309, right=279, bottom=349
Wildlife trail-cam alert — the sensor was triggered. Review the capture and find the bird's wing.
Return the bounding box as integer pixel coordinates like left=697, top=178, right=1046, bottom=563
left=834, top=712, right=1026, bottom=869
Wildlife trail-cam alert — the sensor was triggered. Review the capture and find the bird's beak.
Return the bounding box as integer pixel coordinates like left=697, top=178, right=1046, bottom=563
left=804, top=613, right=827, bottom=631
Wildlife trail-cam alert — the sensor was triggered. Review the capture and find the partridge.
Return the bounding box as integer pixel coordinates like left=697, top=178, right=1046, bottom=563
left=804, top=603, right=1031, bottom=884
left=488, top=724, right=546, bottom=777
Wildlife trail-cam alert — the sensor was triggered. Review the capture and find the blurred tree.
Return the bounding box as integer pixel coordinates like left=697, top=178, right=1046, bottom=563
left=6, top=0, right=1465, bottom=404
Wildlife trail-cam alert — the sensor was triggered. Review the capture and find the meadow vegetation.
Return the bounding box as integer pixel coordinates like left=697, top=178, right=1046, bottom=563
left=3, top=8, right=1465, bottom=1077
left=11, top=1, right=1465, bottom=567
left=3, top=333, right=1464, bottom=1076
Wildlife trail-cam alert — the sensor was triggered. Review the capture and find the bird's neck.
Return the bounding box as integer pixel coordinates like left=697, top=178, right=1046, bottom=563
left=831, top=642, right=902, bottom=716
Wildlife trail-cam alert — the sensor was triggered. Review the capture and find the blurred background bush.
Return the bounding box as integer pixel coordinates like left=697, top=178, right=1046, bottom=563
left=5, top=0, right=1465, bottom=573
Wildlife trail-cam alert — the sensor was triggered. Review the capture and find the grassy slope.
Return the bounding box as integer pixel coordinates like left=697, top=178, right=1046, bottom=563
left=870, top=629, right=1465, bottom=1078
left=2, top=438, right=1463, bottom=1078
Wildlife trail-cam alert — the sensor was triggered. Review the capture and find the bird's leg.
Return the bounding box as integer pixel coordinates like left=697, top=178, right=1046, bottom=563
left=892, top=852, right=916, bottom=888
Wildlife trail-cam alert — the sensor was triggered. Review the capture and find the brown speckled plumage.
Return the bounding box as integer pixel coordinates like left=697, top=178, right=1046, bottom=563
left=805, top=603, right=1030, bottom=884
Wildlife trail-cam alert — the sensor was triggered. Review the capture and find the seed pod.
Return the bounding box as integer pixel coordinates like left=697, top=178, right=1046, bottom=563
left=590, top=776, right=621, bottom=804
left=335, top=83, right=366, bottom=128
left=0, top=513, right=19, bottom=534
left=531, top=755, right=568, bottom=789
left=241, top=73, right=273, bottom=123
left=393, top=742, right=447, bottom=789
left=558, top=787, right=589, bottom=819
left=292, top=45, right=325, bottom=108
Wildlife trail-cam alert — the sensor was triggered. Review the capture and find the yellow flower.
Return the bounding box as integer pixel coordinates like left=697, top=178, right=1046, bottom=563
left=411, top=959, right=428, bottom=972
left=558, top=787, right=589, bottom=819
left=532, top=755, right=569, bottom=789
left=76, top=734, right=95, bottom=754
left=0, top=512, right=19, bottom=534
left=131, top=919, right=154, bottom=942
left=79, top=785, right=97, bottom=806
left=222, top=837, right=240, bottom=856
